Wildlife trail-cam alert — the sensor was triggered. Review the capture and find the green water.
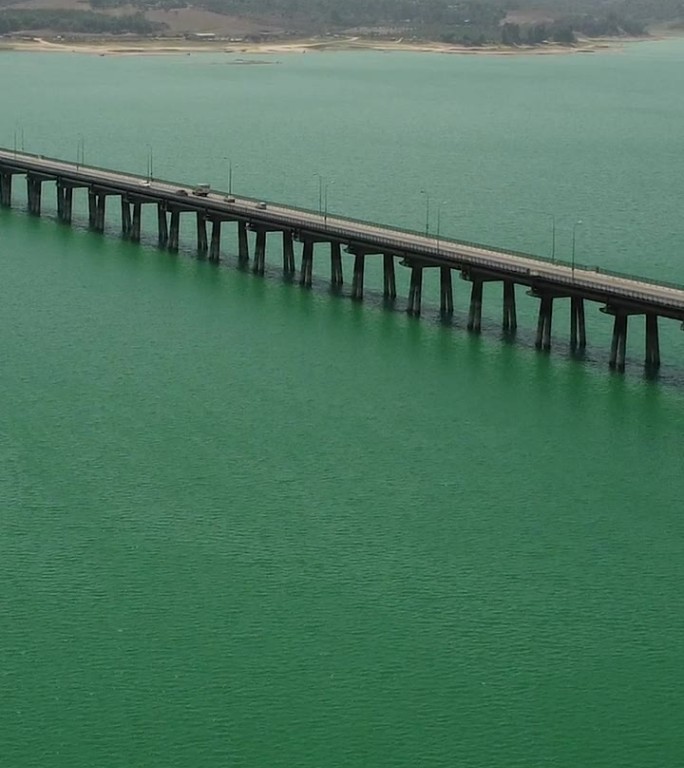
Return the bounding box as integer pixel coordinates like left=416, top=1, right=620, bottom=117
left=2, top=41, right=684, bottom=767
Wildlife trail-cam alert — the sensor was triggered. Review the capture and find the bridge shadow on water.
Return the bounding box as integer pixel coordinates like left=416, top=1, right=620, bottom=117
left=8, top=206, right=684, bottom=391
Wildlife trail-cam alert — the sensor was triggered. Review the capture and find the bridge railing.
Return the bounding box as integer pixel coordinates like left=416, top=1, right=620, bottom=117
left=2, top=147, right=683, bottom=300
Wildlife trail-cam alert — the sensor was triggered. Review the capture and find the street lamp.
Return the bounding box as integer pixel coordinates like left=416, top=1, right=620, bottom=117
left=76, top=134, right=85, bottom=169
left=572, top=220, right=583, bottom=278
left=313, top=172, right=324, bottom=216
left=420, top=189, right=430, bottom=237
left=436, top=200, right=447, bottom=252
left=14, top=125, right=25, bottom=157
left=146, top=144, right=154, bottom=182
left=222, top=157, right=234, bottom=195
left=323, top=179, right=334, bottom=227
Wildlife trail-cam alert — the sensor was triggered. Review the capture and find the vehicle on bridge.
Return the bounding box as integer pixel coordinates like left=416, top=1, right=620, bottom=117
left=192, top=183, right=210, bottom=197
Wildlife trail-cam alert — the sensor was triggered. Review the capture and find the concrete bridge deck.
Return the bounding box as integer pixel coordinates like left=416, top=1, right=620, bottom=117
left=1, top=148, right=682, bottom=372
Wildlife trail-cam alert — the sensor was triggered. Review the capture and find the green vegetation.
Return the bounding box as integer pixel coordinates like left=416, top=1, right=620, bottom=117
left=0, top=9, right=161, bottom=33
left=0, top=0, right=681, bottom=40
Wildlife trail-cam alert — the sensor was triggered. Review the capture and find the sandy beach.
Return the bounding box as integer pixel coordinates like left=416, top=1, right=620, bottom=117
left=0, top=34, right=630, bottom=56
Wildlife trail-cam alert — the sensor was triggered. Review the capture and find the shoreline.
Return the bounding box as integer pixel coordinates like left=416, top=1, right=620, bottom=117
left=0, top=34, right=656, bottom=56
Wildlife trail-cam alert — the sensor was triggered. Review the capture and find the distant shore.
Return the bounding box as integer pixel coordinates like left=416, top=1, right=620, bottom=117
left=0, top=34, right=650, bottom=57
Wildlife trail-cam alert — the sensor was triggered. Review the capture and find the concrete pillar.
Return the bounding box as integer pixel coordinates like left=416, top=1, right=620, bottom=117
left=56, top=182, right=64, bottom=222
left=238, top=221, right=249, bottom=265
left=253, top=229, right=266, bottom=275
left=121, top=199, right=132, bottom=239
left=95, top=194, right=106, bottom=233
left=535, top=295, right=553, bottom=351
left=351, top=253, right=365, bottom=301
left=209, top=219, right=221, bottom=263
left=645, top=313, right=660, bottom=371
left=196, top=211, right=208, bottom=256
left=157, top=203, right=168, bottom=247
left=88, top=189, right=97, bottom=229
left=283, top=230, right=295, bottom=277
left=570, top=297, right=586, bottom=350
left=300, top=239, right=314, bottom=288
left=407, top=265, right=423, bottom=316
left=131, top=203, right=142, bottom=243
left=609, top=312, right=628, bottom=372
left=168, top=209, right=180, bottom=252
left=440, top=267, right=453, bottom=316
left=331, top=242, right=343, bottom=290
left=27, top=176, right=42, bottom=216
left=0, top=172, right=12, bottom=207
left=60, top=186, right=73, bottom=224
left=383, top=254, right=396, bottom=300
left=467, top=279, right=483, bottom=332
left=502, top=280, right=516, bottom=331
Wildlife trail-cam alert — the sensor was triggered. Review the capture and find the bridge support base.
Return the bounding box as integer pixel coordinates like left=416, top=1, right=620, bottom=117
left=283, top=231, right=295, bottom=277
left=503, top=280, right=516, bottom=332
left=157, top=203, right=168, bottom=247
left=570, top=297, right=586, bottom=351
left=609, top=312, right=628, bottom=372
left=535, top=295, right=554, bottom=351
left=253, top=229, right=267, bottom=275
left=209, top=219, right=221, bottom=263
left=238, top=221, right=249, bottom=265
left=384, top=254, right=396, bottom=300
left=645, top=314, right=660, bottom=371
left=56, top=183, right=73, bottom=224
left=0, top=172, right=12, bottom=207
left=467, top=279, right=483, bottom=332
left=439, top=267, right=453, bottom=316
left=168, top=209, right=180, bottom=251
left=407, top=265, right=423, bottom=316
left=331, top=242, right=343, bottom=290
left=196, top=212, right=208, bottom=257
left=351, top=253, right=365, bottom=300
left=300, top=240, right=314, bottom=287
left=27, top=176, right=43, bottom=216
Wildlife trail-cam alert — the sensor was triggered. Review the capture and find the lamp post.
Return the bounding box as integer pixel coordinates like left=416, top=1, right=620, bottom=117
left=76, top=134, right=85, bottom=169
left=436, top=200, right=447, bottom=253
left=221, top=157, right=234, bottom=195
left=146, top=144, right=154, bottom=182
left=572, top=219, right=583, bottom=279
left=420, top=189, right=431, bottom=237
left=313, top=172, right=324, bottom=216
left=14, top=125, right=25, bottom=157
left=323, top=179, right=334, bottom=227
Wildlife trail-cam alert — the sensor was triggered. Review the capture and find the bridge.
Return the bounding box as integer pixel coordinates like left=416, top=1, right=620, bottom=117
left=2, top=147, right=683, bottom=373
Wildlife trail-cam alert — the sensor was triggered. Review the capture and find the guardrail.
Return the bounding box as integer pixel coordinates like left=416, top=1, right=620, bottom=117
left=2, top=147, right=684, bottom=309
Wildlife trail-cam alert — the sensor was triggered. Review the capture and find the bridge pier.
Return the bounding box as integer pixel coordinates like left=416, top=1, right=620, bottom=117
left=331, top=242, right=343, bottom=290
left=283, top=231, right=295, bottom=277
left=253, top=228, right=267, bottom=275
left=56, top=182, right=73, bottom=224
left=168, top=209, right=181, bottom=251
left=157, top=203, right=168, bottom=247
left=645, top=314, right=660, bottom=371
left=535, top=295, right=554, bottom=351
left=209, top=219, right=222, bottom=263
left=351, top=253, right=365, bottom=301
left=0, top=172, right=12, bottom=207
left=196, top=212, right=208, bottom=257
left=238, top=221, right=249, bottom=265
left=407, top=265, right=424, bottom=316
left=502, top=280, right=516, bottom=332
left=300, top=239, right=314, bottom=287
left=121, top=198, right=132, bottom=238
left=570, top=297, right=586, bottom=351
left=467, top=278, right=484, bottom=332
left=440, top=267, right=453, bottom=316
left=131, top=203, right=142, bottom=243
left=26, top=175, right=43, bottom=216
left=609, top=312, right=628, bottom=372
left=384, top=254, right=396, bottom=301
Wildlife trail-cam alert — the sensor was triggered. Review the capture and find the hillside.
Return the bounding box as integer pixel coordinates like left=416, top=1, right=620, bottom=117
left=0, top=0, right=683, bottom=42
